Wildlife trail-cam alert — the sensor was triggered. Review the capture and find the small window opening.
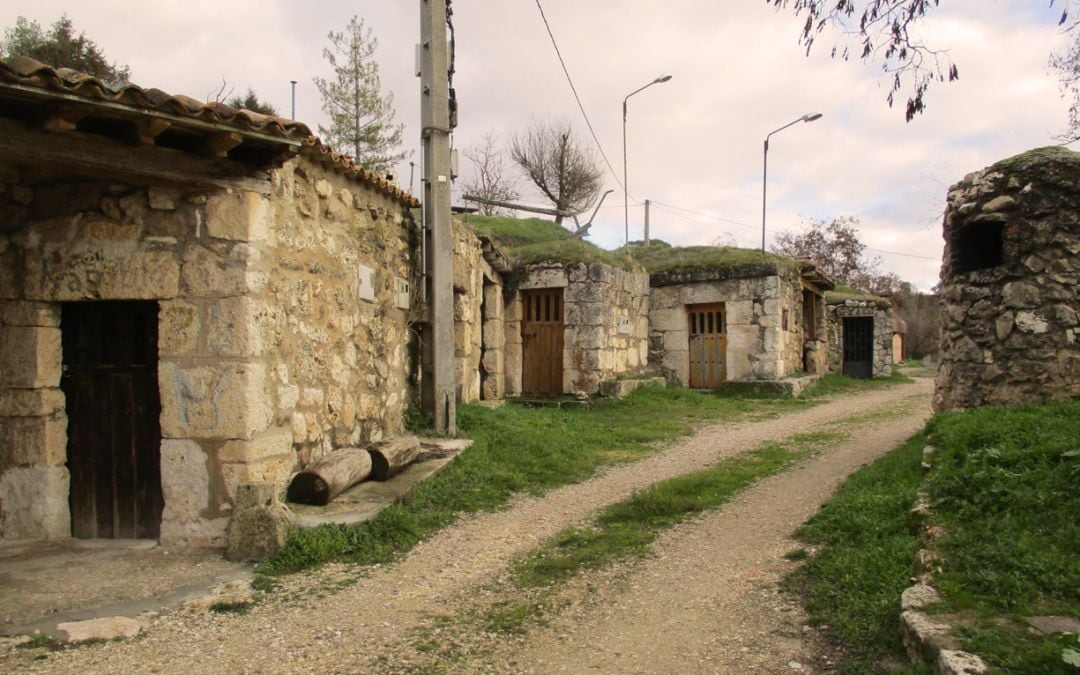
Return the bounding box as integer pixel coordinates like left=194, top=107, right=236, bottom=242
left=951, top=223, right=1004, bottom=274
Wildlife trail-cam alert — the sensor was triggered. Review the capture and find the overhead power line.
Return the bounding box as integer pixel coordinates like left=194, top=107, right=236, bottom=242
left=532, top=0, right=626, bottom=194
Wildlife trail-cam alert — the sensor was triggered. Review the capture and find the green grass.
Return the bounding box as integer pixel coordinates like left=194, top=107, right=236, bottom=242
left=259, top=386, right=807, bottom=577
left=513, top=435, right=830, bottom=588
left=459, top=214, right=571, bottom=248
left=512, top=239, right=640, bottom=270
left=786, top=433, right=926, bottom=671
left=624, top=242, right=799, bottom=276
left=803, top=370, right=913, bottom=399
left=922, top=398, right=1080, bottom=672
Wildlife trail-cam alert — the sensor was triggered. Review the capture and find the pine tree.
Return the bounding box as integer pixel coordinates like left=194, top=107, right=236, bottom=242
left=1, top=15, right=131, bottom=85
left=313, top=16, right=405, bottom=173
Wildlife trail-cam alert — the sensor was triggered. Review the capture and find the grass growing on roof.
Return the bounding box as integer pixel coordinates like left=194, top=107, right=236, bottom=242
left=458, top=214, right=570, bottom=248
left=624, top=243, right=798, bottom=275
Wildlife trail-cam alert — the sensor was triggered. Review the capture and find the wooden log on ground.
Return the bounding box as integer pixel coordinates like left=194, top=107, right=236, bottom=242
left=368, top=436, right=421, bottom=481
left=286, top=447, right=372, bottom=505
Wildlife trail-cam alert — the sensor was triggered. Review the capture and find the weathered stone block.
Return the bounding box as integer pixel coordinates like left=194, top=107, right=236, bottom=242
left=520, top=267, right=567, bottom=289
left=181, top=244, right=249, bottom=297
left=26, top=244, right=180, bottom=301
left=0, top=465, right=70, bottom=539
left=0, top=388, right=64, bottom=417
left=159, top=361, right=273, bottom=440
left=160, top=439, right=209, bottom=525
left=225, top=482, right=292, bottom=562
left=218, top=426, right=294, bottom=463
left=220, top=453, right=296, bottom=503
left=148, top=187, right=181, bottom=211
left=0, top=326, right=61, bottom=388
left=1, top=301, right=60, bottom=327
left=158, top=300, right=200, bottom=357
left=0, top=413, right=67, bottom=469
left=206, top=191, right=270, bottom=242
left=204, top=296, right=266, bottom=357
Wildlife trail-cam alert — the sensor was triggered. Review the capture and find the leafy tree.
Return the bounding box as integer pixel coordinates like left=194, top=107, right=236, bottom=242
left=227, top=88, right=278, bottom=116
left=461, top=133, right=519, bottom=216
left=509, top=121, right=604, bottom=226
left=767, top=0, right=1076, bottom=121
left=772, top=216, right=900, bottom=293
left=313, top=15, right=405, bottom=173
left=1, top=15, right=131, bottom=85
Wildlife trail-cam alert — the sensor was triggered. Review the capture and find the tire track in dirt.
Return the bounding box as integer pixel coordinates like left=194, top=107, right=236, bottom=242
left=9, top=378, right=932, bottom=674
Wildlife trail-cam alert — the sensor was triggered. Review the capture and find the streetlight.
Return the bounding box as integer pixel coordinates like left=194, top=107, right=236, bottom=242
left=623, top=74, right=672, bottom=246
left=761, top=112, right=822, bottom=254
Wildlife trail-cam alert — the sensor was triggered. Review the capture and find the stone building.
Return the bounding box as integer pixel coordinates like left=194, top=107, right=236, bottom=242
left=934, top=146, right=1079, bottom=411
left=451, top=223, right=510, bottom=403
left=0, top=58, right=420, bottom=544
left=644, top=250, right=832, bottom=388
left=825, top=292, right=895, bottom=379
left=503, top=260, right=651, bottom=396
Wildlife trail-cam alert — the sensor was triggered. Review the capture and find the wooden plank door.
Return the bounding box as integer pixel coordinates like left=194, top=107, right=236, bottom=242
left=61, top=302, right=163, bottom=539
left=521, top=289, right=564, bottom=396
left=688, top=303, right=727, bottom=389
left=842, top=316, right=874, bottom=379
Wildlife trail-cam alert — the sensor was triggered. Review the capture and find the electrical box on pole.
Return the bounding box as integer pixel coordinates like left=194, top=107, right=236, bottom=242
left=419, top=0, right=456, bottom=434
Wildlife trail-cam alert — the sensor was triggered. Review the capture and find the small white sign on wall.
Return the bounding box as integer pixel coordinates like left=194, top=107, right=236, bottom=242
left=616, top=315, right=632, bottom=335
left=395, top=278, right=411, bottom=310
left=358, top=264, right=375, bottom=302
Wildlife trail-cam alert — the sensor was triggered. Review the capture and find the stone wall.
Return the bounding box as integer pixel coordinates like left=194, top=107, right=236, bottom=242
left=506, top=262, right=650, bottom=395
left=0, top=155, right=417, bottom=545
left=934, top=146, right=1080, bottom=411
left=826, top=297, right=894, bottom=378
left=451, top=221, right=504, bottom=403
left=648, top=267, right=803, bottom=385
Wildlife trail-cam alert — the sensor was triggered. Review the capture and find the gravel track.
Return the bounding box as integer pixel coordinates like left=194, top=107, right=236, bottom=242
left=3, top=378, right=932, bottom=673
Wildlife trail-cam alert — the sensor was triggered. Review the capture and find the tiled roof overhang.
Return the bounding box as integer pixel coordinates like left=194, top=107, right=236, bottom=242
left=0, top=57, right=417, bottom=207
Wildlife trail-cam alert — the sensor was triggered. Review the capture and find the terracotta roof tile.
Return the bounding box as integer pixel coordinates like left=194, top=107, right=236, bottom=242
left=0, top=56, right=418, bottom=207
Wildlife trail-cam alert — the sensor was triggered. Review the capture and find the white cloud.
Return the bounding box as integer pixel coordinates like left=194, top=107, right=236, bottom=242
left=4, top=0, right=1073, bottom=291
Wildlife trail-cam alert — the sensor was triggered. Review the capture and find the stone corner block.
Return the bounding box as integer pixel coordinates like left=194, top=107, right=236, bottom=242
left=206, top=191, right=270, bottom=242
left=225, top=482, right=292, bottom=562
left=159, top=361, right=273, bottom=440
left=0, top=465, right=70, bottom=539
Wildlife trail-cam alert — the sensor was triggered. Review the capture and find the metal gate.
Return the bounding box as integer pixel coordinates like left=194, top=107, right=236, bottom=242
left=521, top=289, right=564, bottom=396
left=61, top=302, right=163, bottom=539
left=688, top=303, right=727, bottom=389
left=842, top=316, right=874, bottom=379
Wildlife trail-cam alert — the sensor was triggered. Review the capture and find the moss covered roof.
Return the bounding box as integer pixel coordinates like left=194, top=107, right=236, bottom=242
left=458, top=214, right=640, bottom=270
left=625, top=243, right=799, bottom=275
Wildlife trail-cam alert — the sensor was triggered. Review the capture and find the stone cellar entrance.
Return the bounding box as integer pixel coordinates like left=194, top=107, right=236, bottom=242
left=842, top=316, right=874, bottom=380
left=61, top=301, right=164, bottom=539
left=687, top=303, right=727, bottom=389
left=521, top=289, right=564, bottom=396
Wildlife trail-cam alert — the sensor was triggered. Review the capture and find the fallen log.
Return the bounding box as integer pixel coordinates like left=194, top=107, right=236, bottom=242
left=286, top=447, right=371, bottom=505
left=368, top=436, right=421, bottom=481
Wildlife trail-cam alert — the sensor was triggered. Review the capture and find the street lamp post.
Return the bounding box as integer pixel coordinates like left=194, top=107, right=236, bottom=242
left=762, top=112, right=823, bottom=254
left=623, top=74, right=672, bottom=246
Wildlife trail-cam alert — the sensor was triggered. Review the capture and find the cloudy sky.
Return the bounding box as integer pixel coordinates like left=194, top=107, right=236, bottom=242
left=5, top=1, right=1075, bottom=290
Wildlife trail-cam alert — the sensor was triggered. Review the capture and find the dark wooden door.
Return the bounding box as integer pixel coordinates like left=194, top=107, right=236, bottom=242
left=842, top=316, right=874, bottom=379
left=688, top=303, right=727, bottom=389
left=61, top=302, right=163, bottom=539
left=521, top=289, right=564, bottom=396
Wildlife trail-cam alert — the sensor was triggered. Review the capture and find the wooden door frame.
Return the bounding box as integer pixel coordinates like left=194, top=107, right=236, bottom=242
left=521, top=289, right=564, bottom=396
left=687, top=302, right=728, bottom=389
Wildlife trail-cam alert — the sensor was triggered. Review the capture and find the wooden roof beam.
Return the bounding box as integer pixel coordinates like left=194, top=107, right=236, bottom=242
left=203, top=131, right=243, bottom=158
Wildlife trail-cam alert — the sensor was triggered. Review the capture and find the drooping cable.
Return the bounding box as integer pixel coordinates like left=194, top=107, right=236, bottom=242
left=533, top=0, right=625, bottom=193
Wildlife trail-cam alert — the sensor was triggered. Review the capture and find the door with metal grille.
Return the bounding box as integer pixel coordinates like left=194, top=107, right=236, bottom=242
left=521, top=289, right=564, bottom=396
left=688, top=303, right=727, bottom=389
left=842, top=316, right=874, bottom=379
left=61, top=302, right=163, bottom=539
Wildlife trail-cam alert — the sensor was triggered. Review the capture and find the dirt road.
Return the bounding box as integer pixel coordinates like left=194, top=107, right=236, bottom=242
left=3, top=377, right=933, bottom=673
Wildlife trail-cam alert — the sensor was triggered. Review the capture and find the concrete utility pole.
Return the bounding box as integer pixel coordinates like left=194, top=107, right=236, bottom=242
left=420, top=0, right=456, bottom=434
